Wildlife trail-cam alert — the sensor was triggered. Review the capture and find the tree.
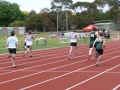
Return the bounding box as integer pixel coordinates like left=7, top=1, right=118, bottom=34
left=71, top=15, right=83, bottom=29
left=51, top=0, right=73, bottom=11
left=94, top=0, right=106, bottom=10
left=43, top=17, right=55, bottom=32
left=8, top=21, right=25, bottom=27
left=40, top=8, right=50, bottom=13
left=25, top=14, right=44, bottom=31
left=21, top=11, right=29, bottom=20
left=29, top=9, right=36, bottom=16
left=0, top=0, right=24, bottom=26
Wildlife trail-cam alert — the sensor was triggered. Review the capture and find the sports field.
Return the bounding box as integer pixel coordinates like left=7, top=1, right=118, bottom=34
left=0, top=33, right=90, bottom=54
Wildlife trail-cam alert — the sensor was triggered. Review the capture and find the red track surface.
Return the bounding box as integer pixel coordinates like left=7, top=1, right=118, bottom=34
left=0, top=40, right=120, bottom=90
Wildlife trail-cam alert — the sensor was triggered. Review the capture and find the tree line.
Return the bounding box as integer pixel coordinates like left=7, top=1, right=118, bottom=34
left=0, top=0, right=120, bottom=32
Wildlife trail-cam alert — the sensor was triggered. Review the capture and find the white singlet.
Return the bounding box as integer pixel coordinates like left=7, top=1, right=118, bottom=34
left=26, top=35, right=33, bottom=46
left=70, top=33, right=77, bottom=42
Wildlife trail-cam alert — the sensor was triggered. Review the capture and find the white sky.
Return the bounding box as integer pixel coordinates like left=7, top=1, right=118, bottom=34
left=6, top=0, right=94, bottom=13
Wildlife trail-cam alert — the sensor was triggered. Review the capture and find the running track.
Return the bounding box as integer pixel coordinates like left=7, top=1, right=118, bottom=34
left=0, top=40, right=120, bottom=90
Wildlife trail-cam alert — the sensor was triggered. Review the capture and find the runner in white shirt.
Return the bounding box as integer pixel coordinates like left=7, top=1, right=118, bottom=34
left=22, top=36, right=27, bottom=51
left=22, top=30, right=34, bottom=57
left=8, top=34, right=17, bottom=58
left=68, top=30, right=80, bottom=60
left=7, top=31, right=19, bottom=68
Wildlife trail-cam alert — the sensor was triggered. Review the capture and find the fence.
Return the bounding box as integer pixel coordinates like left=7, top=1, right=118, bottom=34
left=59, top=37, right=70, bottom=43
left=35, top=37, right=47, bottom=46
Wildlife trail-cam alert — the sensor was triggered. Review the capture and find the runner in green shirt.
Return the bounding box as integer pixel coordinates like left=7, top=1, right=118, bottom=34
left=93, top=31, right=105, bottom=66
left=88, top=27, right=99, bottom=60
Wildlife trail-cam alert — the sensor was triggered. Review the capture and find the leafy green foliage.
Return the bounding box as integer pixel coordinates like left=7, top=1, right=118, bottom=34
left=0, top=0, right=120, bottom=31
left=51, top=0, right=73, bottom=11
left=8, top=21, right=25, bottom=27
left=25, top=14, right=44, bottom=31
left=0, top=0, right=25, bottom=26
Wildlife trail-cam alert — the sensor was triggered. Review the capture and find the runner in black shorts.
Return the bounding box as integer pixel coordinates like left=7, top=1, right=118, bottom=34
left=70, top=42, right=77, bottom=46
left=22, top=30, right=34, bottom=57
left=8, top=48, right=17, bottom=54
left=88, top=27, right=99, bottom=60
left=68, top=30, right=80, bottom=60
left=7, top=31, right=19, bottom=68
left=27, top=45, right=32, bottom=49
left=93, top=31, right=105, bottom=66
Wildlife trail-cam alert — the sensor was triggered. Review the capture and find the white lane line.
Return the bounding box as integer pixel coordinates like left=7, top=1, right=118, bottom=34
left=0, top=52, right=90, bottom=76
left=19, top=56, right=120, bottom=90
left=65, top=64, right=120, bottom=90
left=0, top=43, right=89, bottom=60
left=0, top=39, right=118, bottom=59
left=0, top=40, right=119, bottom=63
left=0, top=39, right=119, bottom=68
left=0, top=41, right=119, bottom=80
left=0, top=48, right=120, bottom=77
left=0, top=70, right=120, bottom=74
left=113, top=84, right=120, bottom=90
left=0, top=46, right=89, bottom=65
left=0, top=40, right=118, bottom=64
left=0, top=43, right=120, bottom=70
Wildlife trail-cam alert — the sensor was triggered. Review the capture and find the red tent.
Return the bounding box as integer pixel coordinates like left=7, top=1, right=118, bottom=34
left=82, top=24, right=97, bottom=31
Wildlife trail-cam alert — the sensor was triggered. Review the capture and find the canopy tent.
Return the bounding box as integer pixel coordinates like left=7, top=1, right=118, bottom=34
left=82, top=24, right=97, bottom=31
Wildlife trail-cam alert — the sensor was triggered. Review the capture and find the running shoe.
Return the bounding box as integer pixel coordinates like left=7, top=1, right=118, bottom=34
left=8, top=56, right=10, bottom=58
left=29, top=55, right=32, bottom=57
left=23, top=52, right=26, bottom=57
left=75, top=52, right=78, bottom=55
left=96, top=63, right=99, bottom=66
left=13, top=65, right=16, bottom=68
left=94, top=52, right=98, bottom=58
left=68, top=55, right=71, bottom=60
left=88, top=55, right=91, bottom=60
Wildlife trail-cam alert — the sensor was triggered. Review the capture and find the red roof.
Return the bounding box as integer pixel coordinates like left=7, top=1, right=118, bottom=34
left=82, top=24, right=97, bottom=31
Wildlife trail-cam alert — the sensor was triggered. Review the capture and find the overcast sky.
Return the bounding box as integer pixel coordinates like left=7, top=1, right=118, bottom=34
left=6, top=0, right=94, bottom=13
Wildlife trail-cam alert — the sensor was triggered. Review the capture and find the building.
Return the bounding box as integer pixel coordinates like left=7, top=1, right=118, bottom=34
left=0, top=27, right=25, bottom=35
left=93, top=20, right=119, bottom=31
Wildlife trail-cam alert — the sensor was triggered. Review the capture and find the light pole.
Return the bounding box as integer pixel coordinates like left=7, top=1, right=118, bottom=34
left=66, top=12, right=68, bottom=32
left=57, top=11, right=58, bottom=34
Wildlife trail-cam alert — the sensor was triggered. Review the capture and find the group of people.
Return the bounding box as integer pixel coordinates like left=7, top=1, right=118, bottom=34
left=6, top=30, right=34, bottom=68
left=68, top=28, right=105, bottom=66
left=6, top=28, right=105, bottom=68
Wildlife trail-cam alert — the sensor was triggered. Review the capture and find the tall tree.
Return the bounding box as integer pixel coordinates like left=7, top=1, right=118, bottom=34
left=51, top=0, right=73, bottom=11
left=94, top=0, right=106, bottom=10
left=40, top=8, right=50, bottom=13
left=21, top=11, right=29, bottom=20
left=43, top=17, right=55, bottom=32
left=25, top=14, right=44, bottom=31
left=0, top=0, right=24, bottom=26
left=29, top=9, right=36, bottom=16
left=8, top=21, right=25, bottom=27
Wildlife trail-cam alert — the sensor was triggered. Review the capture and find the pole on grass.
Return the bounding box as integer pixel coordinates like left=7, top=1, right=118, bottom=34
left=57, top=11, right=58, bottom=34
left=66, top=12, right=68, bottom=33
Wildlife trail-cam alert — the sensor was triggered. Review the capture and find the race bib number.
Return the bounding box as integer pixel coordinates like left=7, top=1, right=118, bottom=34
left=91, top=34, right=94, bottom=37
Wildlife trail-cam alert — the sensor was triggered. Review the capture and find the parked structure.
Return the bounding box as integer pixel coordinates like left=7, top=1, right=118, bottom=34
left=0, top=27, right=25, bottom=35
left=93, top=20, right=119, bottom=31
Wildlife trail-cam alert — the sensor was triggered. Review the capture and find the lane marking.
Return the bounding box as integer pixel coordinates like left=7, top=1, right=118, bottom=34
left=0, top=43, right=120, bottom=70
left=66, top=64, right=120, bottom=90
left=113, top=84, right=120, bottom=90
left=0, top=70, right=120, bottom=74
left=0, top=43, right=120, bottom=76
left=19, top=56, right=120, bottom=90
